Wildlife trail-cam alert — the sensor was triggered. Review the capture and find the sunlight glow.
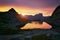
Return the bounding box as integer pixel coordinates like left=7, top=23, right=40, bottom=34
left=21, top=13, right=26, bottom=16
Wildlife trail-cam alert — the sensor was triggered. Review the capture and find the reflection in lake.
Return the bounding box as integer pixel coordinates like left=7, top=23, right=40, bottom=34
left=21, top=22, right=52, bottom=29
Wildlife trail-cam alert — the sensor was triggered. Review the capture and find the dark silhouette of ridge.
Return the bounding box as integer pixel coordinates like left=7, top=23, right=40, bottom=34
left=9, top=8, right=16, bottom=11
left=26, top=13, right=43, bottom=23
left=51, top=5, right=60, bottom=17
left=45, top=5, right=60, bottom=32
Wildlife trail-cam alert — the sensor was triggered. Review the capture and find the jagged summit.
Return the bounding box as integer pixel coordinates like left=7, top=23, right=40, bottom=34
left=9, top=8, right=15, bottom=11
left=8, top=8, right=19, bottom=16
left=8, top=8, right=16, bottom=13
left=0, top=8, right=17, bottom=15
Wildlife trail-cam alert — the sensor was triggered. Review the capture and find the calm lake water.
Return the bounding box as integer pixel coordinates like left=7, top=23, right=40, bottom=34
left=21, top=21, right=52, bottom=29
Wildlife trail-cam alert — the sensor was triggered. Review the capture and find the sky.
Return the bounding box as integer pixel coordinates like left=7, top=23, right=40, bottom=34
left=0, top=0, right=60, bottom=16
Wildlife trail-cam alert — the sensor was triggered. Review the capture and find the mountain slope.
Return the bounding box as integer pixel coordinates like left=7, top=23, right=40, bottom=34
left=45, top=5, right=60, bottom=32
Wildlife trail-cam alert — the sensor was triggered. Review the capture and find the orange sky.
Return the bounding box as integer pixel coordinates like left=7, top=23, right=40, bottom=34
left=0, top=0, right=59, bottom=16
left=0, top=6, right=55, bottom=16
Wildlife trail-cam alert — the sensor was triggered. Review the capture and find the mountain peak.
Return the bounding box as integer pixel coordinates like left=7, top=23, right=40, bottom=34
left=9, top=8, right=16, bottom=12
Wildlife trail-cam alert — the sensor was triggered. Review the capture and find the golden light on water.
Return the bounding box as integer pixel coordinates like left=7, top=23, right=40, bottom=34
left=21, top=22, right=52, bottom=29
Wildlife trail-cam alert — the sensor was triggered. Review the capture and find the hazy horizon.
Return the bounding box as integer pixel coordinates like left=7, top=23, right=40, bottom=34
left=0, top=0, right=60, bottom=16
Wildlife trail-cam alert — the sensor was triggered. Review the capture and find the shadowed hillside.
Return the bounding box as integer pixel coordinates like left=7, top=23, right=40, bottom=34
left=44, top=5, right=60, bottom=33
left=0, top=8, right=28, bottom=34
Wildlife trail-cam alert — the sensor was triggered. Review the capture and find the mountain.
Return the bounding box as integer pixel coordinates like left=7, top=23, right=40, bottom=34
left=26, top=13, right=43, bottom=23
left=0, top=8, right=27, bottom=30
left=33, top=13, right=43, bottom=23
left=45, top=5, right=60, bottom=32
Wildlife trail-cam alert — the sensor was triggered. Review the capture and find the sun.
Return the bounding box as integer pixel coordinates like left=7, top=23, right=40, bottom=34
left=22, top=14, right=26, bottom=16
left=21, top=13, right=26, bottom=16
